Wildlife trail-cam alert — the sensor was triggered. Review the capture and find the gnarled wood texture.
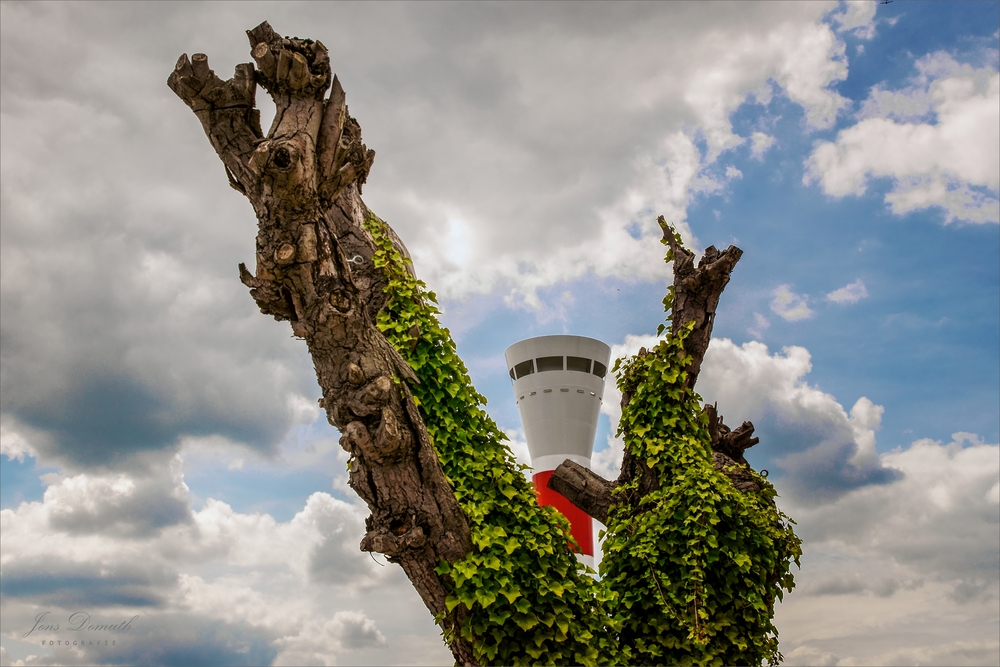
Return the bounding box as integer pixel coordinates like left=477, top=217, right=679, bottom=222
left=168, top=22, right=475, bottom=665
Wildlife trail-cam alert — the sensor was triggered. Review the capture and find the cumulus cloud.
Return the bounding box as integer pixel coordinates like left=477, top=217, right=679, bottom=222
left=6, top=3, right=992, bottom=664
left=356, top=3, right=853, bottom=303
left=777, top=433, right=1000, bottom=665
left=43, top=462, right=192, bottom=538
left=826, top=278, right=868, bottom=304
left=858, top=83, right=933, bottom=123
left=784, top=644, right=841, bottom=666
left=0, top=461, right=447, bottom=666
left=771, top=285, right=814, bottom=321
left=1, top=556, right=176, bottom=609
left=792, top=433, right=999, bottom=580
left=805, top=52, right=1000, bottom=224
left=273, top=611, right=387, bottom=666
left=0, top=82, right=320, bottom=471
left=847, top=641, right=1000, bottom=667
left=829, top=0, right=877, bottom=40
left=697, top=338, right=900, bottom=499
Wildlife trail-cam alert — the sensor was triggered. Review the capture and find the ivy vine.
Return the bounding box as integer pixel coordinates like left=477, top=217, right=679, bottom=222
left=364, top=214, right=800, bottom=666
left=366, top=215, right=613, bottom=665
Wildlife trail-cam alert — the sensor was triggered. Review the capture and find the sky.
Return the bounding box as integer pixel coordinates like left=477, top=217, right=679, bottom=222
left=0, top=1, right=997, bottom=665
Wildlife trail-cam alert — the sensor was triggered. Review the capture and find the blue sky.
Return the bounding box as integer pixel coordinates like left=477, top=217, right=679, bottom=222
left=1, top=2, right=998, bottom=665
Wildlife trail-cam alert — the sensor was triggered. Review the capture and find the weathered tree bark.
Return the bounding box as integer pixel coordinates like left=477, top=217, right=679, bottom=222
left=550, top=216, right=763, bottom=520
left=168, top=22, right=475, bottom=665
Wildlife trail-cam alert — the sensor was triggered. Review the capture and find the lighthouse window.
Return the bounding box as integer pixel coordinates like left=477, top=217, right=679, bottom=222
left=592, top=361, right=607, bottom=378
left=536, top=356, right=564, bottom=372
left=514, top=359, right=535, bottom=379
left=509, top=368, right=516, bottom=380
left=566, top=356, right=591, bottom=373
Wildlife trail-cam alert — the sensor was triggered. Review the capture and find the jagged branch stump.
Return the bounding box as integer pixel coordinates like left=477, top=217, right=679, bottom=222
left=550, top=216, right=763, bottom=522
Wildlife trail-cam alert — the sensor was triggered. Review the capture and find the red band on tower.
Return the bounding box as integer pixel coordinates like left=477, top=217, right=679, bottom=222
left=532, top=470, right=594, bottom=556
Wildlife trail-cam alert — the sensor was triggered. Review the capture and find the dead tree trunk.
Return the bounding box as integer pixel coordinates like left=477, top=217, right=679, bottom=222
left=549, top=217, right=763, bottom=522
left=167, top=22, right=475, bottom=664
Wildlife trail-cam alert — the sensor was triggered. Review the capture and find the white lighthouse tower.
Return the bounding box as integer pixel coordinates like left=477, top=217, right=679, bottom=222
left=504, top=335, right=611, bottom=569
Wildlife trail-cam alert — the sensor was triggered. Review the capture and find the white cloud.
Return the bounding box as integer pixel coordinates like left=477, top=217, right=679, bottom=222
left=829, top=1, right=877, bottom=40
left=359, top=3, right=853, bottom=304
left=784, top=644, right=840, bottom=666
left=0, top=79, right=322, bottom=469
left=771, top=285, right=814, bottom=321
left=273, top=611, right=387, bottom=666
left=0, top=1, right=866, bottom=481
left=697, top=338, right=901, bottom=498
left=827, top=278, right=869, bottom=304
left=858, top=84, right=933, bottom=123
left=3, top=3, right=995, bottom=664
left=4, top=334, right=960, bottom=666
left=0, top=417, right=38, bottom=464
left=750, top=131, right=776, bottom=160
left=41, top=460, right=192, bottom=538
left=847, top=396, right=882, bottom=468
left=805, top=52, right=1000, bottom=224
left=691, top=334, right=998, bottom=662
left=597, top=331, right=896, bottom=493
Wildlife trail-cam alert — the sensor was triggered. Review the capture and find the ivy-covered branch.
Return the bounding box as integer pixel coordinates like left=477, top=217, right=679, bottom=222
left=551, top=218, right=800, bottom=663
left=550, top=216, right=762, bottom=515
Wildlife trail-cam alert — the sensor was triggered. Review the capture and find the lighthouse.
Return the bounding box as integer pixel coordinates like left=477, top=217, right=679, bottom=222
left=504, top=335, right=611, bottom=569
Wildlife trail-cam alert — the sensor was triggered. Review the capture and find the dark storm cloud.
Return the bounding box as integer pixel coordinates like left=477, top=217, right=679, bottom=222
left=750, top=408, right=902, bottom=502
left=0, top=556, right=176, bottom=607
left=1, top=2, right=322, bottom=470
left=694, top=340, right=903, bottom=503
